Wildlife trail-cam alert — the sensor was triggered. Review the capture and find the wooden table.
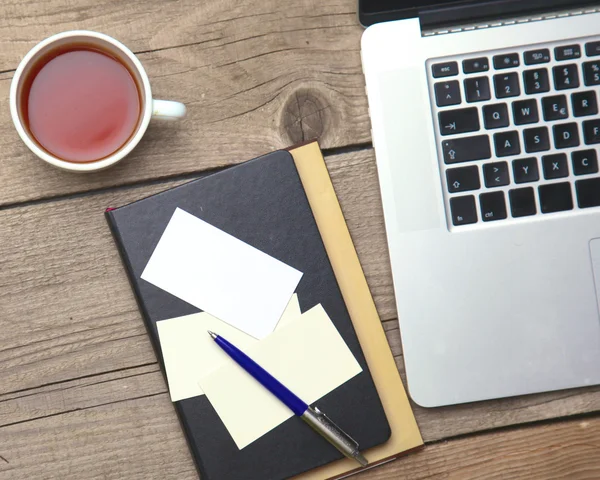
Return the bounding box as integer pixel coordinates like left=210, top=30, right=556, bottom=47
left=0, top=1, right=599, bottom=478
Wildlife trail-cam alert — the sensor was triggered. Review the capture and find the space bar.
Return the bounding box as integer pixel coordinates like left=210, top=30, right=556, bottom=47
left=442, top=135, right=491, bottom=164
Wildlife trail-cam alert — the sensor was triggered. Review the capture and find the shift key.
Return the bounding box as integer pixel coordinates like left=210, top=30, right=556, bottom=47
left=443, top=135, right=491, bottom=164
left=439, top=107, right=480, bottom=135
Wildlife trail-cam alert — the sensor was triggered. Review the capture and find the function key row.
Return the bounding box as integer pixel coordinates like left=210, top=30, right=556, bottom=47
left=433, top=41, right=600, bottom=78
left=450, top=178, right=600, bottom=226
left=435, top=65, right=592, bottom=107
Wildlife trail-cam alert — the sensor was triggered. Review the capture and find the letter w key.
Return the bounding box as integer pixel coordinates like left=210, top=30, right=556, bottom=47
left=513, top=99, right=539, bottom=125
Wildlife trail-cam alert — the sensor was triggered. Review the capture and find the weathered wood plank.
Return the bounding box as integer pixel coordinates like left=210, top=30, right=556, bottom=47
left=0, top=0, right=370, bottom=206
left=0, top=0, right=355, bottom=72
left=2, top=347, right=599, bottom=446
left=0, top=383, right=598, bottom=480
left=355, top=416, right=600, bottom=480
left=0, top=393, right=197, bottom=480
left=0, top=364, right=163, bottom=428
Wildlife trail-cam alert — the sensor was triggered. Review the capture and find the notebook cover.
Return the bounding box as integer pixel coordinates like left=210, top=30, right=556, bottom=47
left=288, top=142, right=423, bottom=480
left=105, top=150, right=390, bottom=480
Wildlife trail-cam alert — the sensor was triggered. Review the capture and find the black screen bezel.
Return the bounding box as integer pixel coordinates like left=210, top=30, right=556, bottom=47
left=358, top=0, right=477, bottom=26
left=358, top=0, right=600, bottom=27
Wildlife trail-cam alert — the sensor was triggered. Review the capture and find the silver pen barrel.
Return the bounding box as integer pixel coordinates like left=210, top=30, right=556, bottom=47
left=301, top=406, right=368, bottom=466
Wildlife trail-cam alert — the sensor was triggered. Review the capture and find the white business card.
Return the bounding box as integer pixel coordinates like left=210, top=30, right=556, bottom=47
left=142, top=208, right=303, bottom=339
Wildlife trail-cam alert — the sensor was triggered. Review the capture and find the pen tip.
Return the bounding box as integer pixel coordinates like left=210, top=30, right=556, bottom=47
left=355, top=453, right=369, bottom=467
left=207, top=330, right=217, bottom=339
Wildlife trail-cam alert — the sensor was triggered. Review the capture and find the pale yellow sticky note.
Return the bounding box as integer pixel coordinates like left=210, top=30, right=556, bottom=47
left=197, top=304, right=363, bottom=449
left=157, top=294, right=300, bottom=402
left=276, top=293, right=300, bottom=328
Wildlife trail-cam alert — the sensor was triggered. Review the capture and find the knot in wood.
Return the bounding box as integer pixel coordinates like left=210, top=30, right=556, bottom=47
left=281, top=88, right=329, bottom=144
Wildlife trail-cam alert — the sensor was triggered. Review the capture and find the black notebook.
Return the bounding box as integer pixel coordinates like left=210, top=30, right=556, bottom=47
left=105, top=150, right=390, bottom=480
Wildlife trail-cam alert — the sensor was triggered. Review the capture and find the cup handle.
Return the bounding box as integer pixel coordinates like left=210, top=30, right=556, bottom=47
left=152, top=99, right=187, bottom=121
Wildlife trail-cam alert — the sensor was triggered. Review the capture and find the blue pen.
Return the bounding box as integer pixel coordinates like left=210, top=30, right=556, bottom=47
left=208, top=330, right=368, bottom=466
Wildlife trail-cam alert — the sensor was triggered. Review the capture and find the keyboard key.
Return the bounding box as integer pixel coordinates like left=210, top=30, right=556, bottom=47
left=493, top=53, right=519, bottom=69
left=583, top=61, right=600, bottom=86
left=513, top=158, right=539, bottom=184
left=432, top=61, right=458, bottom=78
left=576, top=178, right=600, bottom=208
left=523, top=126, right=550, bottom=153
left=446, top=166, right=481, bottom=193
left=464, top=77, right=490, bottom=103
left=586, top=41, right=600, bottom=57
left=494, top=131, right=520, bottom=157
left=463, top=57, right=489, bottom=74
left=439, top=108, right=479, bottom=136
left=572, top=91, right=598, bottom=117
left=509, top=187, right=537, bottom=217
left=435, top=81, right=461, bottom=107
left=553, top=123, right=580, bottom=148
left=483, top=103, right=509, bottom=129
left=553, top=64, right=580, bottom=90
left=542, top=95, right=568, bottom=121
left=480, top=191, right=507, bottom=222
left=539, top=182, right=573, bottom=213
left=555, top=44, right=581, bottom=61
left=483, top=162, right=509, bottom=188
left=524, top=68, right=550, bottom=94
left=572, top=149, right=599, bottom=175
left=524, top=48, right=550, bottom=65
left=512, top=99, right=539, bottom=125
left=494, top=73, right=520, bottom=98
left=442, top=135, right=491, bottom=164
left=542, top=153, right=569, bottom=179
left=450, top=195, right=477, bottom=226
left=583, top=119, right=600, bottom=144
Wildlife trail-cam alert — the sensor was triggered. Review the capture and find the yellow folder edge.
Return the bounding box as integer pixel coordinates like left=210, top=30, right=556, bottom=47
left=289, top=142, right=423, bottom=480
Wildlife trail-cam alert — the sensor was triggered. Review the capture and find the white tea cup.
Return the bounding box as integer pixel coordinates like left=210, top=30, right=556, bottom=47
left=10, top=30, right=186, bottom=172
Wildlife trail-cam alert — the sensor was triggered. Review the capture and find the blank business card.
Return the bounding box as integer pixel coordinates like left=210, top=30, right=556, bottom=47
left=157, top=294, right=301, bottom=402
left=198, top=304, right=363, bottom=449
left=142, top=208, right=303, bottom=339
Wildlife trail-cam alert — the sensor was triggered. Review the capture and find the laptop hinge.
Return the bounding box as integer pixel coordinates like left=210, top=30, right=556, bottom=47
left=420, top=0, right=600, bottom=35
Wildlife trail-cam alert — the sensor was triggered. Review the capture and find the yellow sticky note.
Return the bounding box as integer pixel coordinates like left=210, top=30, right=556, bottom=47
left=157, top=294, right=300, bottom=402
left=197, top=304, right=363, bottom=449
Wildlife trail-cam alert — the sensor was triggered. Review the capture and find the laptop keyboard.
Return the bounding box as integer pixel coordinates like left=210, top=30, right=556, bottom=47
left=428, top=39, right=600, bottom=228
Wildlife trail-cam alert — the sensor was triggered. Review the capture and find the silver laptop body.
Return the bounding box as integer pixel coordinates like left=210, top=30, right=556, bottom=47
left=362, top=6, right=600, bottom=407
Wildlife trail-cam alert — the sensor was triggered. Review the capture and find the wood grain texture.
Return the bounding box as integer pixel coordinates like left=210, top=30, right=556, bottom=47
left=0, top=392, right=197, bottom=480
left=0, top=0, right=352, bottom=71
left=1, top=349, right=599, bottom=444
left=0, top=382, right=598, bottom=480
left=0, top=0, right=370, bottom=206
left=354, top=416, right=600, bottom=480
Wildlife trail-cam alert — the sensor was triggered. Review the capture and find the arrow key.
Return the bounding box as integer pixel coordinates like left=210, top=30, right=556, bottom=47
left=483, top=162, right=510, bottom=188
left=446, top=165, right=481, bottom=193
left=434, top=80, right=461, bottom=107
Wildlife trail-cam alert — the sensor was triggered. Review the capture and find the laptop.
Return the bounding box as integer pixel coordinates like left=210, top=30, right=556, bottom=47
left=360, top=0, right=600, bottom=407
